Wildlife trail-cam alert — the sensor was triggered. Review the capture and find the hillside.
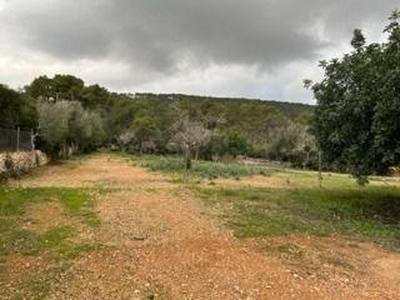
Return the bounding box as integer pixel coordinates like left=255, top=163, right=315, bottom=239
left=134, top=93, right=313, bottom=119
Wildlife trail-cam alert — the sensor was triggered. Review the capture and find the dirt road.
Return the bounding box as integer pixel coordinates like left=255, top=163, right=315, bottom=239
left=7, top=154, right=400, bottom=299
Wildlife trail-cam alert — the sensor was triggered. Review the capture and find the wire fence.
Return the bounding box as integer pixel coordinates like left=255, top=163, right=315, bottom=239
left=0, top=126, right=33, bottom=151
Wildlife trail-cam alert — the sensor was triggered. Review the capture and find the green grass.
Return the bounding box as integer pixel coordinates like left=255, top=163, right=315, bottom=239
left=0, top=186, right=102, bottom=298
left=129, top=153, right=400, bottom=247
left=198, top=186, right=400, bottom=247
left=0, top=226, right=73, bottom=256
left=0, top=188, right=54, bottom=216
left=130, top=154, right=272, bottom=179
left=0, top=187, right=101, bottom=227
left=58, top=189, right=101, bottom=227
left=37, top=226, right=73, bottom=249
left=0, top=187, right=101, bottom=256
left=58, top=243, right=100, bottom=259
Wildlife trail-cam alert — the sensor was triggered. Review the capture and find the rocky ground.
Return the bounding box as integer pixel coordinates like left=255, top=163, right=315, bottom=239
left=2, top=154, right=399, bottom=299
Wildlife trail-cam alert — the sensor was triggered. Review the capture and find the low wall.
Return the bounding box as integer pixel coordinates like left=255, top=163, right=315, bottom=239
left=0, top=150, right=49, bottom=181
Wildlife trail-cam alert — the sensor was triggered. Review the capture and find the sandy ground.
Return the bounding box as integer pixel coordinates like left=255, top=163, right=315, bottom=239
left=4, top=154, right=400, bottom=300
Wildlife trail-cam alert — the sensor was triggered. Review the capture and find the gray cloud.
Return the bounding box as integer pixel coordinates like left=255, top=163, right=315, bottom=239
left=0, top=0, right=398, bottom=102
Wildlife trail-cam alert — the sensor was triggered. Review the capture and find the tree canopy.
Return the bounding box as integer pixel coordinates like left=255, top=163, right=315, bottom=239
left=1, top=74, right=314, bottom=165
left=308, top=10, right=400, bottom=181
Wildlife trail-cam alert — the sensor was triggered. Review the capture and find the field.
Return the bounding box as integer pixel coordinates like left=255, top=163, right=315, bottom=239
left=0, top=153, right=399, bottom=299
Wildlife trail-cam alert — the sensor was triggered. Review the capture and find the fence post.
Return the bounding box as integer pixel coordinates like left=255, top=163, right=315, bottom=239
left=31, top=128, right=35, bottom=151
left=318, top=150, right=322, bottom=188
left=16, top=126, right=20, bottom=152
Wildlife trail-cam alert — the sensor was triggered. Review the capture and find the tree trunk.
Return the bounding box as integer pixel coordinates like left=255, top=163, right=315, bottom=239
left=62, top=144, right=67, bottom=159
left=30, top=129, right=36, bottom=152
left=183, top=144, right=191, bottom=181
left=304, top=151, right=310, bottom=170
left=195, top=146, right=199, bottom=161
left=318, top=150, right=322, bottom=188
left=16, top=126, right=20, bottom=152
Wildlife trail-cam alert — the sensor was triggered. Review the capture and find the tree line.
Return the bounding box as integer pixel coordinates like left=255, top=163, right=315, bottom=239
left=0, top=75, right=316, bottom=167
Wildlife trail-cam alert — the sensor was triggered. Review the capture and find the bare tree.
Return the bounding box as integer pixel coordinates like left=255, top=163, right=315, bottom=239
left=117, top=130, right=136, bottom=152
left=30, top=129, right=39, bottom=151
left=169, top=114, right=211, bottom=179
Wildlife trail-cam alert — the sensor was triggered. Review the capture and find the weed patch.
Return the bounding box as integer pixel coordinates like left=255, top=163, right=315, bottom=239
left=0, top=187, right=101, bottom=257
left=58, top=243, right=99, bottom=259
left=132, top=154, right=272, bottom=179
left=58, top=189, right=101, bottom=227
left=0, top=226, right=73, bottom=256
left=0, top=187, right=101, bottom=227
left=0, top=186, right=101, bottom=299
left=198, top=186, right=400, bottom=247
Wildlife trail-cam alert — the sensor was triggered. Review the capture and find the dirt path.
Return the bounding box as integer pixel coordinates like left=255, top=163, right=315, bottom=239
left=10, top=154, right=400, bottom=299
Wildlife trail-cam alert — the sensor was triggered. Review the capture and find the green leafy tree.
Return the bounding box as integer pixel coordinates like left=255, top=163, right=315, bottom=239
left=38, top=100, right=105, bottom=157
left=307, top=10, right=400, bottom=182
left=0, top=84, right=37, bottom=127
left=80, top=84, right=110, bottom=109
left=52, top=74, right=84, bottom=100
left=133, top=115, right=160, bottom=152
left=26, top=74, right=84, bottom=101
left=25, top=75, right=53, bottom=100
left=38, top=100, right=72, bottom=156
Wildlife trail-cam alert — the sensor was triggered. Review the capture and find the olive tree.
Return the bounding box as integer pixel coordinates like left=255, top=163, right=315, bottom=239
left=38, top=100, right=105, bottom=157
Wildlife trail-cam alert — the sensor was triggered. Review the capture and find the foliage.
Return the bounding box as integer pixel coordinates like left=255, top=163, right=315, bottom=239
left=26, top=74, right=84, bottom=101
left=38, top=100, right=106, bottom=157
left=201, top=128, right=250, bottom=160
left=5, top=72, right=314, bottom=166
left=38, top=100, right=71, bottom=151
left=133, top=115, right=160, bottom=151
left=0, top=84, right=37, bottom=128
left=267, top=123, right=318, bottom=169
left=308, top=11, right=400, bottom=180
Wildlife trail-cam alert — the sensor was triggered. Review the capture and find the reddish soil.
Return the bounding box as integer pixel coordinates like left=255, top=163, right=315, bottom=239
left=5, top=154, right=400, bottom=299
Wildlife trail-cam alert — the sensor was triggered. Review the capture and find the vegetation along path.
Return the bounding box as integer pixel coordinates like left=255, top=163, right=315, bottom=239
left=1, top=153, right=399, bottom=299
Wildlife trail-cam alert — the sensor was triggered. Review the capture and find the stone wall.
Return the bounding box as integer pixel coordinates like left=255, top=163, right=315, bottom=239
left=0, top=150, right=49, bottom=181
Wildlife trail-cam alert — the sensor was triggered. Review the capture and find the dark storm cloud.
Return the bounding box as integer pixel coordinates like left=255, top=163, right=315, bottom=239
left=4, top=0, right=397, bottom=75
left=0, top=0, right=398, bottom=102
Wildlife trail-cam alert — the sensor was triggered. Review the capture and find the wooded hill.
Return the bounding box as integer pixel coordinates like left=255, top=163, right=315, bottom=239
left=134, top=93, right=313, bottom=119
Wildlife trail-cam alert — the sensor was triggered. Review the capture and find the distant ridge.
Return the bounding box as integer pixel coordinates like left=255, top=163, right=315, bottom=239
left=134, top=93, right=313, bottom=119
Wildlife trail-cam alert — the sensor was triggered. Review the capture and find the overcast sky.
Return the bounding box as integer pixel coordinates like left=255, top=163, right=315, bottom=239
left=0, top=0, right=398, bottom=104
